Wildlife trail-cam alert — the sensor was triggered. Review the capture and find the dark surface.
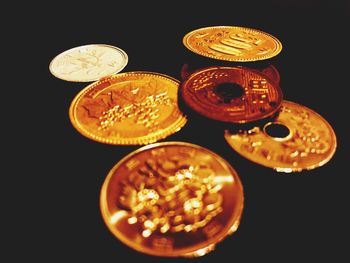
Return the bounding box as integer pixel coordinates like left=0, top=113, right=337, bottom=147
left=28, top=1, right=350, bottom=262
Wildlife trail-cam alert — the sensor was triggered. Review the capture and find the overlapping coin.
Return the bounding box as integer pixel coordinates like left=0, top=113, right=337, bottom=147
left=69, top=72, right=187, bottom=145
left=49, top=44, right=128, bottom=82
left=180, top=66, right=283, bottom=123
left=260, top=64, right=280, bottom=85
left=183, top=26, right=282, bottom=62
left=224, top=100, right=337, bottom=172
left=100, top=142, right=244, bottom=257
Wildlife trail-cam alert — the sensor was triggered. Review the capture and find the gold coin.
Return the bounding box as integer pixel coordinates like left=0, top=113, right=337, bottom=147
left=49, top=44, right=128, bottom=82
left=100, top=142, right=244, bottom=257
left=224, top=100, right=337, bottom=172
left=180, top=66, right=283, bottom=123
left=183, top=26, right=282, bottom=62
left=69, top=72, right=187, bottom=145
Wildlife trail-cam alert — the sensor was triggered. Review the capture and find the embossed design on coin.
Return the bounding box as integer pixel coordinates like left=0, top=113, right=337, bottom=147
left=69, top=72, right=187, bottom=145
left=183, top=26, right=282, bottom=62
left=120, top=158, right=223, bottom=236
left=100, top=142, right=244, bottom=257
left=181, top=66, right=283, bottom=123
left=224, top=100, right=337, bottom=172
left=49, top=44, right=128, bottom=82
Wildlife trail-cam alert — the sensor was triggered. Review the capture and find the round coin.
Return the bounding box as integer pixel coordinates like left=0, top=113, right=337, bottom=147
left=69, top=72, right=187, bottom=145
left=224, top=100, right=337, bottom=172
left=49, top=44, right=128, bottom=82
left=100, top=142, right=244, bottom=257
left=183, top=26, right=282, bottom=62
left=180, top=66, right=283, bottom=123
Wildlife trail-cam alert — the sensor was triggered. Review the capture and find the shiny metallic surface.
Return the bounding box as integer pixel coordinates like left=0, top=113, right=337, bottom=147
left=181, top=66, right=283, bottom=123
left=224, top=100, right=337, bottom=172
left=183, top=26, right=282, bottom=62
left=49, top=44, right=128, bottom=82
left=100, top=142, right=244, bottom=257
left=69, top=72, right=187, bottom=145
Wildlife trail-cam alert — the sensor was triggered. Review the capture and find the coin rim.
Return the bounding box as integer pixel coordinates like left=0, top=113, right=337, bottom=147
left=183, top=26, right=283, bottom=62
left=100, top=141, right=244, bottom=257
left=181, top=66, right=283, bottom=124
left=69, top=71, right=187, bottom=145
left=49, top=44, right=129, bottom=82
left=224, top=100, right=337, bottom=172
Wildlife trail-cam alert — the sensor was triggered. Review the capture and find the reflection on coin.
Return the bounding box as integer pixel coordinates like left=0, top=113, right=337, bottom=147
left=183, top=26, right=282, bottom=62
left=181, top=66, right=283, bottom=123
left=224, top=100, right=337, bottom=172
left=49, top=44, right=128, bottom=82
left=100, top=142, right=244, bottom=257
left=69, top=72, right=187, bottom=145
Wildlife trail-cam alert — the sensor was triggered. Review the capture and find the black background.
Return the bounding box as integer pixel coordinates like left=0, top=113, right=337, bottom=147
left=25, top=1, right=350, bottom=262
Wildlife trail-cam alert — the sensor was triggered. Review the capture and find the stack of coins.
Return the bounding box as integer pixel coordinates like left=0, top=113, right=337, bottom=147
left=49, top=42, right=243, bottom=257
left=49, top=26, right=336, bottom=257
left=181, top=25, right=336, bottom=172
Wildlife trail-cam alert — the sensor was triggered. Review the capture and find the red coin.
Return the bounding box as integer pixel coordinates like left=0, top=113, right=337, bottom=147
left=180, top=66, right=283, bottom=123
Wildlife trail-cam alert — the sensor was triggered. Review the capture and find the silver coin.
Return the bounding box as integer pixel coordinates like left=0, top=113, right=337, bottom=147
left=49, top=44, right=128, bottom=82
